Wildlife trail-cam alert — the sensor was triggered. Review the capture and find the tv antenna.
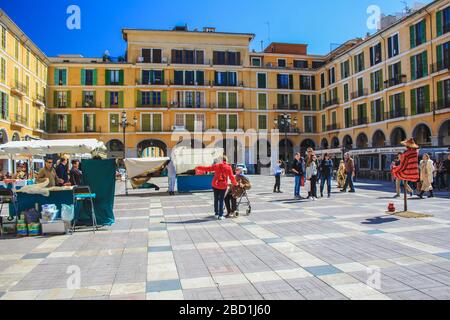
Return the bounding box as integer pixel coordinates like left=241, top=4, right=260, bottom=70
left=265, top=22, right=271, bottom=44
left=401, top=1, right=411, bottom=14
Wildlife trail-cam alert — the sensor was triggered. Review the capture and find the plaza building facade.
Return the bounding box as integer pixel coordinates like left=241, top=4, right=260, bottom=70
left=1, top=0, right=450, bottom=174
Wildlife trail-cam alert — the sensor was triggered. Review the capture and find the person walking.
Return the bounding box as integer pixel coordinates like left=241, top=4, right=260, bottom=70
left=341, top=153, right=355, bottom=193
left=444, top=154, right=450, bottom=191
left=273, top=160, right=283, bottom=193
left=392, top=153, right=413, bottom=197
left=195, top=155, right=238, bottom=220
left=319, top=153, right=333, bottom=198
left=418, top=153, right=435, bottom=199
left=337, top=160, right=346, bottom=190
left=167, top=159, right=177, bottom=195
left=291, top=153, right=303, bottom=199
left=306, top=154, right=318, bottom=199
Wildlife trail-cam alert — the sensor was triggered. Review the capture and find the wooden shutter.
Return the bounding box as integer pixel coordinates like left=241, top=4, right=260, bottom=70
left=62, top=69, right=67, bottom=86
left=67, top=115, right=72, bottom=132
left=424, top=85, right=430, bottom=112
left=119, top=70, right=124, bottom=85
left=371, top=101, right=375, bottom=123
left=410, top=56, right=416, bottom=80
left=400, top=92, right=405, bottom=111
left=437, top=10, right=443, bottom=37
left=289, top=74, right=293, bottom=89
left=142, top=114, right=151, bottom=131
left=436, top=44, right=443, bottom=69
left=411, top=89, right=417, bottom=115
left=196, top=71, right=204, bottom=85
left=137, top=91, right=142, bottom=107
left=370, top=73, right=375, bottom=93
left=162, top=91, right=167, bottom=106
left=437, top=80, right=444, bottom=104
left=421, top=20, right=426, bottom=44
left=105, top=91, right=110, bottom=108
left=53, top=91, right=58, bottom=108
left=66, top=91, right=71, bottom=108
left=54, top=69, right=59, bottom=85
left=312, top=95, right=316, bottom=111
left=422, top=51, right=428, bottom=77
left=81, top=69, right=86, bottom=85
left=410, top=25, right=415, bottom=48
left=105, top=70, right=110, bottom=85
left=93, top=69, right=97, bottom=85
left=153, top=114, right=162, bottom=131
left=229, top=114, right=237, bottom=130
left=118, top=91, right=124, bottom=108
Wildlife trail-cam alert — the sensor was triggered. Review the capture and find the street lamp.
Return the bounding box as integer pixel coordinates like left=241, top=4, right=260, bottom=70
left=121, top=111, right=137, bottom=160
left=274, top=113, right=297, bottom=166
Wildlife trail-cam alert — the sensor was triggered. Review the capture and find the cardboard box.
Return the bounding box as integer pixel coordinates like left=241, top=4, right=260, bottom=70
left=40, top=219, right=66, bottom=235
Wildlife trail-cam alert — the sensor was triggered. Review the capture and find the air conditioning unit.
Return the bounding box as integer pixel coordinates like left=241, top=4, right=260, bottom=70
left=137, top=57, right=144, bottom=63
left=172, top=125, right=185, bottom=131
left=162, top=57, right=168, bottom=63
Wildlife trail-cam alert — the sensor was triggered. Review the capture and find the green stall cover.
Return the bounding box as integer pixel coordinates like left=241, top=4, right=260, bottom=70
left=79, top=159, right=116, bottom=226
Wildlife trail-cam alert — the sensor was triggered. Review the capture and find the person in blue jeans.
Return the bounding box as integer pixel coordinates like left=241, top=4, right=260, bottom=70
left=291, top=153, right=304, bottom=199
left=319, top=153, right=333, bottom=198
left=273, top=160, right=283, bottom=193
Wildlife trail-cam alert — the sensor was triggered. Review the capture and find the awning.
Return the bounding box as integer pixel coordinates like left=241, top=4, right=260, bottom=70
left=314, top=148, right=342, bottom=155
left=0, top=139, right=106, bottom=156
left=348, top=146, right=406, bottom=156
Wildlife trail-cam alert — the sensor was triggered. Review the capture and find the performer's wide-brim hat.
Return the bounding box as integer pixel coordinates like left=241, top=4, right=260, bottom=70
left=401, top=138, right=419, bottom=149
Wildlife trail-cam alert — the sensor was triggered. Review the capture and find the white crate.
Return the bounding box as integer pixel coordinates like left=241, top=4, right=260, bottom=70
left=40, top=219, right=66, bottom=235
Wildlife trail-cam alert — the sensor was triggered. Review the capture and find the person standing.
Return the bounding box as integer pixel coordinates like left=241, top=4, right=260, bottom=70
left=444, top=154, right=450, bottom=191
left=337, top=160, right=346, bottom=190
left=167, top=159, right=177, bottom=196
left=392, top=153, right=413, bottom=197
left=55, top=157, right=70, bottom=186
left=195, top=155, right=238, bottom=220
left=306, top=154, right=318, bottom=199
left=273, top=160, right=283, bottom=193
left=69, top=159, right=83, bottom=186
left=418, top=153, right=435, bottom=199
left=225, top=167, right=251, bottom=218
left=341, top=153, right=355, bottom=193
left=291, top=153, right=303, bottom=199
left=319, top=153, right=333, bottom=198
left=36, top=158, right=61, bottom=187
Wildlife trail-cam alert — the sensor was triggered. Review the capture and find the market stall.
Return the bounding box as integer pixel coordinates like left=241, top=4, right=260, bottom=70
left=123, top=157, right=170, bottom=194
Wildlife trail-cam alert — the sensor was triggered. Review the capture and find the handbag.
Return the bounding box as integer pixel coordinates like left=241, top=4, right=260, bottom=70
left=304, top=179, right=311, bottom=192
left=300, top=175, right=305, bottom=187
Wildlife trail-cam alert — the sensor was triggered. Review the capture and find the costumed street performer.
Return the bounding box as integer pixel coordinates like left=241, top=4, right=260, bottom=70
left=391, top=138, right=420, bottom=210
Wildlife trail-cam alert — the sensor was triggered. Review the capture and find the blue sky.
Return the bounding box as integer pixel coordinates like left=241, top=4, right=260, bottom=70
left=1, top=0, right=431, bottom=58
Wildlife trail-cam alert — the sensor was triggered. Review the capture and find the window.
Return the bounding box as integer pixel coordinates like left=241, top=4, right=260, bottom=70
left=213, top=51, right=240, bottom=65
left=110, top=70, right=120, bottom=85
left=82, top=91, right=95, bottom=107
left=57, top=114, right=69, bottom=133
left=109, top=91, right=120, bottom=107
left=370, top=42, right=382, bottom=66
left=217, top=114, right=238, bottom=131
left=300, top=75, right=315, bottom=90
left=320, top=73, right=325, bottom=89
left=215, top=71, right=237, bottom=86
left=371, top=99, right=384, bottom=123
left=387, top=61, right=402, bottom=86
left=344, top=107, right=352, bottom=128
left=328, top=67, right=336, bottom=85
left=258, top=115, right=267, bottom=130
left=304, top=116, right=316, bottom=133
left=54, top=68, right=67, bottom=86
left=175, top=113, right=204, bottom=132
left=411, top=85, right=430, bottom=115
left=437, top=6, right=450, bottom=36
left=389, top=92, right=406, bottom=118
left=14, top=38, right=19, bottom=60
left=171, top=49, right=204, bottom=64
left=141, top=48, right=162, bottom=63
left=277, top=94, right=290, bottom=108
left=139, top=91, right=162, bottom=107
left=55, top=91, right=68, bottom=108
left=142, top=113, right=163, bottom=132
left=25, top=75, right=29, bottom=96
left=370, top=69, right=383, bottom=93
left=257, top=73, right=266, bottom=88
left=340, top=60, right=350, bottom=79
left=175, top=91, right=205, bottom=108
left=142, top=70, right=165, bottom=85
left=410, top=51, right=428, bottom=80
left=294, top=60, right=308, bottom=68
left=437, top=79, right=450, bottom=109
left=354, top=52, right=365, bottom=73
left=312, top=61, right=325, bottom=69
left=257, top=93, right=267, bottom=110
left=300, top=94, right=315, bottom=110
left=109, top=114, right=119, bottom=132
left=410, top=20, right=426, bottom=48
left=343, top=83, right=349, bottom=102
left=1, top=26, right=6, bottom=50
left=217, top=92, right=238, bottom=108
left=277, top=74, right=293, bottom=89
left=83, top=114, right=96, bottom=132
left=357, top=103, right=367, bottom=125
left=321, top=114, right=326, bottom=132
left=387, top=34, right=399, bottom=58
left=82, top=69, right=96, bottom=86
left=251, top=57, right=262, bottom=67
left=357, top=77, right=364, bottom=96
left=0, top=91, right=9, bottom=120
left=26, top=49, right=30, bottom=68
left=0, top=57, right=5, bottom=83
left=436, top=41, right=450, bottom=71
left=277, top=59, right=286, bottom=67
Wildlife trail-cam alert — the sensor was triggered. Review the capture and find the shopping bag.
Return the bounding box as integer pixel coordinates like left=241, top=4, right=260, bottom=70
left=300, top=175, right=305, bottom=187
left=61, top=204, right=75, bottom=222
left=304, top=179, right=311, bottom=192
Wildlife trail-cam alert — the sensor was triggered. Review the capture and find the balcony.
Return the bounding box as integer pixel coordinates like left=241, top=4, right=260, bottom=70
left=322, top=98, right=340, bottom=109
left=76, top=101, right=102, bottom=108
left=276, top=125, right=300, bottom=133
left=326, top=123, right=340, bottom=132
left=385, top=108, right=407, bottom=120
left=384, top=75, right=407, bottom=88
left=54, top=103, right=69, bottom=109
left=12, top=114, right=28, bottom=126
left=136, top=103, right=168, bottom=108
left=169, top=58, right=210, bottom=66
left=34, top=94, right=46, bottom=107
left=273, top=104, right=299, bottom=111
left=351, top=89, right=368, bottom=100
left=352, top=117, right=368, bottom=127
left=10, top=82, right=27, bottom=97
left=33, top=120, right=45, bottom=132
left=211, top=81, right=244, bottom=87
left=169, top=81, right=208, bottom=87
left=75, top=126, right=102, bottom=133
left=170, top=102, right=208, bottom=109
left=299, top=104, right=315, bottom=111
left=434, top=98, right=450, bottom=111
left=137, top=79, right=167, bottom=86
left=430, top=61, right=450, bottom=74
left=214, top=103, right=244, bottom=110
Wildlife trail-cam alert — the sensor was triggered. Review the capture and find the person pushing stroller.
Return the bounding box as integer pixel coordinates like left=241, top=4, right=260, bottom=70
left=224, top=167, right=251, bottom=218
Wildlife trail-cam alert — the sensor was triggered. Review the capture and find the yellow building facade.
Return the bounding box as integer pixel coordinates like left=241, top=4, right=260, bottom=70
left=1, top=0, right=450, bottom=172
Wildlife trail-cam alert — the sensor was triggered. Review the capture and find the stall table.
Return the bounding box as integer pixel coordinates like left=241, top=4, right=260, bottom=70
left=177, top=175, right=214, bottom=193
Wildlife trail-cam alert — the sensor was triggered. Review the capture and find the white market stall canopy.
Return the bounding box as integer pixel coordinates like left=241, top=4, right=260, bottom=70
left=314, top=148, right=343, bottom=156
left=348, top=146, right=406, bottom=156
left=124, top=157, right=170, bottom=179
left=0, top=139, right=106, bottom=156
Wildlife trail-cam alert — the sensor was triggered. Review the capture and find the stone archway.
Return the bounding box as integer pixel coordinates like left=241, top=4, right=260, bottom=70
left=390, top=127, right=407, bottom=146
left=342, top=135, right=353, bottom=150
left=106, top=139, right=125, bottom=158
left=137, top=139, right=167, bottom=158
left=279, top=138, right=294, bottom=162
left=372, top=130, right=386, bottom=148
left=331, top=136, right=340, bottom=148
left=320, top=138, right=329, bottom=149
left=412, top=123, right=432, bottom=147
left=438, top=119, right=450, bottom=147
left=356, top=133, right=369, bottom=149
left=12, top=132, right=20, bottom=141
left=300, top=139, right=316, bottom=155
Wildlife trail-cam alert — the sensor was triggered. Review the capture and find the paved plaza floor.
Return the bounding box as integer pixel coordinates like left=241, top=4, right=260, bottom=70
left=1, top=175, right=450, bottom=300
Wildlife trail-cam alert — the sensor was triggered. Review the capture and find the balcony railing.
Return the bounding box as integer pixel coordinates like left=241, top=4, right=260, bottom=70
left=169, top=58, right=210, bottom=65
left=299, top=104, right=315, bottom=111
left=211, top=81, right=244, bottom=87
left=322, top=98, right=340, bottom=109
left=385, top=108, right=407, bottom=120
left=351, top=89, right=369, bottom=100
left=326, top=123, right=340, bottom=131
left=10, top=82, right=27, bottom=96
left=384, top=74, right=407, bottom=88
left=136, top=103, right=168, bottom=108
left=352, top=117, right=368, bottom=127
left=273, top=104, right=299, bottom=111
left=430, top=61, right=450, bottom=74
left=76, top=101, right=102, bottom=108
left=75, top=126, right=102, bottom=133
left=276, top=126, right=300, bottom=133
left=55, top=103, right=69, bottom=108
left=34, top=94, right=46, bottom=105
left=434, top=98, right=450, bottom=111
left=137, top=79, right=167, bottom=86
left=170, top=102, right=208, bottom=109
left=13, top=114, right=28, bottom=125
left=169, top=81, right=208, bottom=86
left=214, top=103, right=244, bottom=109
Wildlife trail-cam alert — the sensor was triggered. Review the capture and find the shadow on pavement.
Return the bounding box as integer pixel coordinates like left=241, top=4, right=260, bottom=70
left=361, top=216, right=399, bottom=225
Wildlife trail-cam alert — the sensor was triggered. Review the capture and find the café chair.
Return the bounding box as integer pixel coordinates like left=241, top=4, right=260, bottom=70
left=72, top=186, right=97, bottom=234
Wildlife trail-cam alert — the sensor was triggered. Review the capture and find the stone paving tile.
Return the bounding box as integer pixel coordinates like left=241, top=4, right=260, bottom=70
left=386, top=289, right=434, bottom=300
left=285, top=277, right=348, bottom=300
left=183, top=287, right=223, bottom=300
left=304, top=265, right=342, bottom=276
left=262, top=290, right=305, bottom=300
left=146, top=279, right=181, bottom=293
left=419, top=286, right=450, bottom=299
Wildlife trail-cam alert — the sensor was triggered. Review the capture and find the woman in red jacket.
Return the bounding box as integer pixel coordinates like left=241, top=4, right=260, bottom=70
left=196, top=155, right=238, bottom=220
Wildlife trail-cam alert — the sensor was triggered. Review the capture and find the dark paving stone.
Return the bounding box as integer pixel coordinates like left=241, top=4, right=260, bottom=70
left=147, top=279, right=181, bottom=293
left=22, top=252, right=50, bottom=260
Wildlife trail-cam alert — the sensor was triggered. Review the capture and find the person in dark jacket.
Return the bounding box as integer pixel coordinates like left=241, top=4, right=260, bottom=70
left=55, top=157, right=70, bottom=186
left=319, top=153, right=333, bottom=198
left=291, top=153, right=304, bottom=199
left=69, top=159, right=83, bottom=186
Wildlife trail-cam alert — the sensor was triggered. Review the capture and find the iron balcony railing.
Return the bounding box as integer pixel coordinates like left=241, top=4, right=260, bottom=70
left=385, top=108, right=407, bottom=120
left=35, top=94, right=46, bottom=104
left=351, top=88, right=369, bottom=100
left=11, top=81, right=27, bottom=95
left=137, top=79, right=167, bottom=86
left=35, top=120, right=45, bottom=131
left=76, top=126, right=102, bottom=133
left=170, top=102, right=208, bottom=109
left=322, top=98, right=340, bottom=109
left=76, top=101, right=102, bottom=108
left=136, top=103, right=168, bottom=108
left=434, top=98, right=450, bottom=111
left=384, top=74, right=407, bottom=88
left=169, top=80, right=208, bottom=86
left=326, top=123, right=340, bottom=131
left=14, top=114, right=28, bottom=125
left=276, top=125, right=300, bottom=133
left=211, top=81, right=244, bottom=87
left=352, top=117, right=368, bottom=127
left=273, top=104, right=299, bottom=111
left=214, top=103, right=244, bottom=109
left=430, top=60, right=450, bottom=74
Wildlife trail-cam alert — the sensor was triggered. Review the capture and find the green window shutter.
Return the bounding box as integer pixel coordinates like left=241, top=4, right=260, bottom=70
left=421, top=20, right=426, bottom=44
left=312, top=95, right=316, bottom=110
left=437, top=80, right=444, bottom=102
left=46, top=113, right=51, bottom=132
left=142, top=114, right=151, bottom=131
left=381, top=99, right=385, bottom=119
left=93, top=114, right=96, bottom=131
left=93, top=69, right=97, bottom=85
left=436, top=44, right=443, bottom=69
left=137, top=91, right=142, bottom=107
left=411, top=89, right=417, bottom=115
left=53, top=91, right=58, bottom=107
left=62, top=69, right=67, bottom=85
left=67, top=115, right=72, bottom=132
left=344, top=84, right=348, bottom=102
left=410, top=25, right=415, bottom=48
left=162, top=91, right=167, bottom=106
left=371, top=101, right=375, bottom=123
left=424, top=85, right=430, bottom=112
left=66, top=91, right=71, bottom=108
left=119, top=70, right=124, bottom=85
left=388, top=64, right=393, bottom=79
left=400, top=92, right=405, bottom=110
left=54, top=69, right=59, bottom=85
left=186, top=114, right=195, bottom=131
left=229, top=115, right=237, bottom=130
left=153, top=114, right=162, bottom=131
left=437, top=10, right=443, bottom=37
left=410, top=56, right=416, bottom=80
left=105, top=91, right=110, bottom=108
left=321, top=114, right=326, bottom=131
left=228, top=93, right=237, bottom=108
left=105, top=70, right=110, bottom=85
left=93, top=91, right=96, bottom=107
left=110, top=114, right=119, bottom=132
left=370, top=73, right=375, bottom=93
left=218, top=114, right=227, bottom=131
left=389, top=95, right=394, bottom=111
left=81, top=69, right=86, bottom=85
left=422, top=51, right=428, bottom=76
left=353, top=57, right=357, bottom=74
left=118, top=91, right=124, bottom=108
